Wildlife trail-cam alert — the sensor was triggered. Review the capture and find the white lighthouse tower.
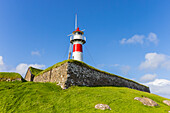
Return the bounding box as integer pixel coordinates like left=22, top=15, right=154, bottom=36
left=68, top=15, right=86, bottom=61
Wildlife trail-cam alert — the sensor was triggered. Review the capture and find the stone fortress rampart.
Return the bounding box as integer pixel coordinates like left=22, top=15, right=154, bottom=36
left=25, top=60, right=150, bottom=93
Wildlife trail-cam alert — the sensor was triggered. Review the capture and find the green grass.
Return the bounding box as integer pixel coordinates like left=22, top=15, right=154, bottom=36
left=36, top=59, right=147, bottom=88
left=29, top=67, right=43, bottom=76
left=0, top=82, right=169, bottom=113
left=0, top=72, right=22, bottom=80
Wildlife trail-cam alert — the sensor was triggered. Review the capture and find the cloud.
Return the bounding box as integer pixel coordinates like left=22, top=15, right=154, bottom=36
left=0, top=56, right=45, bottom=77
left=145, top=79, right=170, bottom=98
left=16, top=64, right=28, bottom=76
left=31, top=51, right=40, bottom=56
left=0, top=56, right=7, bottom=71
left=139, top=53, right=165, bottom=70
left=16, top=63, right=45, bottom=77
left=120, top=35, right=145, bottom=44
left=120, top=32, right=158, bottom=45
left=146, top=79, right=170, bottom=86
left=0, top=56, right=4, bottom=65
left=147, top=32, right=158, bottom=45
left=140, top=74, right=157, bottom=83
left=139, top=52, right=170, bottom=70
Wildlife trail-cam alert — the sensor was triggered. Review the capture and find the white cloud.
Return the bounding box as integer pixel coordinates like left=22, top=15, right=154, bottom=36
left=120, top=32, right=158, bottom=45
left=0, top=56, right=7, bottom=71
left=147, top=32, right=158, bottom=45
left=146, top=79, right=170, bottom=86
left=16, top=64, right=28, bottom=76
left=31, top=51, right=40, bottom=56
left=139, top=52, right=170, bottom=70
left=139, top=53, right=166, bottom=70
left=16, top=63, right=45, bottom=77
left=140, top=74, right=157, bottom=83
left=0, top=56, right=45, bottom=77
left=0, top=56, right=4, bottom=65
left=120, top=35, right=145, bottom=44
left=145, top=79, right=170, bottom=98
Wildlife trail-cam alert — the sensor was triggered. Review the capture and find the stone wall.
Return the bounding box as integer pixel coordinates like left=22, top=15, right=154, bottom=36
left=66, top=62, right=150, bottom=92
left=25, top=67, right=43, bottom=82
left=33, top=61, right=150, bottom=92
left=25, top=68, right=34, bottom=81
left=34, top=63, right=68, bottom=89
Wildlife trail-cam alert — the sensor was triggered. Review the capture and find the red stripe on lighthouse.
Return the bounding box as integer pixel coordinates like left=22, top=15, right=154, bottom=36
left=73, top=44, right=82, bottom=52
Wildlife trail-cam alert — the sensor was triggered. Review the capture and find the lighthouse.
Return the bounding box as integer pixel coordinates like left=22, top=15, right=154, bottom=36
left=70, top=27, right=86, bottom=61
left=68, top=15, right=86, bottom=61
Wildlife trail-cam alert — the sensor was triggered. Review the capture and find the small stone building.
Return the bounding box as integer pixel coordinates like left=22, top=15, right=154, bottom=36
left=25, top=67, right=43, bottom=81
left=0, top=72, right=23, bottom=82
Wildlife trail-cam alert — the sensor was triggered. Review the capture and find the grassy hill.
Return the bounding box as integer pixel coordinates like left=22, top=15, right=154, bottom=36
left=0, top=82, right=170, bottom=113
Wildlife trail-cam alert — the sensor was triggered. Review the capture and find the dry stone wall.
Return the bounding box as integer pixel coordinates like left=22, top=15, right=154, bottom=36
left=34, top=63, right=68, bottom=89
left=66, top=62, right=150, bottom=92
left=25, top=69, right=34, bottom=81
left=50, top=63, right=68, bottom=89
left=33, top=61, right=150, bottom=92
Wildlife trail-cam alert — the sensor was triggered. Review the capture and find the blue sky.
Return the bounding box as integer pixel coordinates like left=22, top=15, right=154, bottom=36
left=1, top=0, right=170, bottom=98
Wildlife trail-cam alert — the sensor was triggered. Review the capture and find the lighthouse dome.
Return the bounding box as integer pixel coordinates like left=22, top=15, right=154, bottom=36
left=72, top=27, right=84, bottom=35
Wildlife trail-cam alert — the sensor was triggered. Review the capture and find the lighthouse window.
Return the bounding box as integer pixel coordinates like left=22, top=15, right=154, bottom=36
left=78, top=32, right=82, bottom=35
left=75, top=32, right=82, bottom=35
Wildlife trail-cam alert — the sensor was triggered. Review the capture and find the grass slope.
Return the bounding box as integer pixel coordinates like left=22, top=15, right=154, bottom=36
left=0, top=82, right=169, bottom=113
left=0, top=72, right=22, bottom=80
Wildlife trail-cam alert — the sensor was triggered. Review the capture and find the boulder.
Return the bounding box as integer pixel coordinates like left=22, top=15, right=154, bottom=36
left=163, top=100, right=170, bottom=106
left=134, top=97, right=158, bottom=106
left=95, top=104, right=111, bottom=110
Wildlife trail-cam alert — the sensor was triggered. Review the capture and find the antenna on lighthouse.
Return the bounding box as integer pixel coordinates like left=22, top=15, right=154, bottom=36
left=75, top=14, right=77, bottom=30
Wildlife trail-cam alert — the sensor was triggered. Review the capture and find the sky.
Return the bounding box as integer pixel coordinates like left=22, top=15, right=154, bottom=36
left=0, top=0, right=170, bottom=98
